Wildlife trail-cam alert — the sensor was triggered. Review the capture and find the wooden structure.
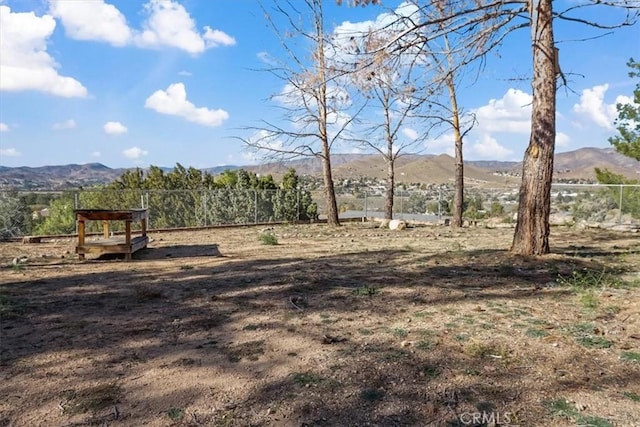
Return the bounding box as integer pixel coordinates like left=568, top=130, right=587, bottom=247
left=75, top=209, right=148, bottom=260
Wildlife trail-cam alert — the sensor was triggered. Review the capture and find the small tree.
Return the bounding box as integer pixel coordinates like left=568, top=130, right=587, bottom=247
left=338, top=9, right=431, bottom=220
left=240, top=0, right=359, bottom=226
left=0, top=192, right=33, bottom=240
left=35, top=194, right=76, bottom=236
left=609, top=59, right=640, bottom=161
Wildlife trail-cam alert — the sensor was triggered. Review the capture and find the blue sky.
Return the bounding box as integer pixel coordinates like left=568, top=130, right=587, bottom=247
left=0, top=0, right=638, bottom=169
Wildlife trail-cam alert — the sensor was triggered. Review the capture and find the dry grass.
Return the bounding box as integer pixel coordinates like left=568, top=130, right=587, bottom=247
left=0, top=223, right=639, bottom=426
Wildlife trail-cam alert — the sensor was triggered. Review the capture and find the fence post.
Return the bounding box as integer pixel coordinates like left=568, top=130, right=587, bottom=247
left=146, top=192, right=150, bottom=228
left=74, top=192, right=79, bottom=235
left=254, top=190, right=258, bottom=224
left=619, top=184, right=623, bottom=224
left=203, top=191, right=208, bottom=227
left=364, top=192, right=368, bottom=219
left=438, top=187, right=442, bottom=220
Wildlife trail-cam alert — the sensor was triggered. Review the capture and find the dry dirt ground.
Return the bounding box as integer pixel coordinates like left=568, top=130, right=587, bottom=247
left=1, top=223, right=639, bottom=427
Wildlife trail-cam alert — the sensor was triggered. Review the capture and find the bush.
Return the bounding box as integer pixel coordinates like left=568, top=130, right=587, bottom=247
left=259, top=232, right=278, bottom=245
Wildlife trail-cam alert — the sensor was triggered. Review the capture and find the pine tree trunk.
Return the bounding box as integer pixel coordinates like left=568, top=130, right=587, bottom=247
left=511, top=0, right=556, bottom=255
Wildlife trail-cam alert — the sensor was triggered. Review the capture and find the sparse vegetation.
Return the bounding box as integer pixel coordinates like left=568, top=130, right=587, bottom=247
left=620, top=351, right=640, bottom=363
left=545, top=398, right=578, bottom=419
left=623, top=391, right=640, bottom=402
left=167, top=407, right=184, bottom=421
left=352, top=285, right=379, bottom=296
left=259, top=232, right=278, bottom=245
left=465, top=341, right=509, bottom=359
left=557, top=268, right=623, bottom=290
left=61, top=384, right=123, bottom=415
left=2, top=224, right=640, bottom=426
left=391, top=327, right=408, bottom=338
left=292, top=372, right=323, bottom=386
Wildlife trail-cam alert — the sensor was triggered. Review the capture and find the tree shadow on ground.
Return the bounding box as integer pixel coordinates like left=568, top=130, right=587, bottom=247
left=1, top=232, right=639, bottom=426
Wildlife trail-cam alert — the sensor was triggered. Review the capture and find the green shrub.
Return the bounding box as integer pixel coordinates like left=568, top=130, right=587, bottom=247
left=259, top=232, right=278, bottom=245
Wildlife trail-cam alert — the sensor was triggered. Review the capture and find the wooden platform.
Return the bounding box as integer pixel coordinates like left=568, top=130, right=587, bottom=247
left=76, top=235, right=149, bottom=258
left=75, top=209, right=148, bottom=260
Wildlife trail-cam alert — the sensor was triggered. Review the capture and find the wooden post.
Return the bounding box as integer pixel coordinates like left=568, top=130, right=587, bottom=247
left=78, top=218, right=85, bottom=260
left=125, top=220, right=132, bottom=260
left=103, top=220, right=110, bottom=238
left=141, top=216, right=147, bottom=238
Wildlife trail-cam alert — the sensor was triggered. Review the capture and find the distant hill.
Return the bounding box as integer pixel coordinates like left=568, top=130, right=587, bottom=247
left=0, top=147, right=638, bottom=190
left=0, top=163, right=128, bottom=190
left=552, top=147, right=640, bottom=180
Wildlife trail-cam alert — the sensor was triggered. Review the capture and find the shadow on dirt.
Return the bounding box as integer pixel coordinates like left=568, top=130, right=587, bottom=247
left=1, top=230, right=638, bottom=426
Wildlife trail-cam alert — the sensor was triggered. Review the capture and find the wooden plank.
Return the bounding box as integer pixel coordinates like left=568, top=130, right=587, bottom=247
left=77, top=220, right=85, bottom=260
left=75, top=235, right=148, bottom=258
left=74, top=209, right=148, bottom=222
left=131, top=236, right=149, bottom=253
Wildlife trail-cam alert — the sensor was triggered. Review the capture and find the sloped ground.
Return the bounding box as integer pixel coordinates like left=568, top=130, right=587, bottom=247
left=0, top=223, right=639, bottom=427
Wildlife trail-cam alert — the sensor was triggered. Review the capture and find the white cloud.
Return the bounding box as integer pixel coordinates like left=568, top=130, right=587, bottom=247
left=145, top=82, right=229, bottom=126
left=104, top=121, right=128, bottom=135
left=555, top=132, right=571, bottom=147
left=0, top=122, right=8, bottom=132
left=48, top=0, right=132, bottom=46
left=241, top=130, right=285, bottom=164
left=425, top=133, right=455, bottom=156
left=469, top=134, right=514, bottom=160
left=52, top=119, right=76, bottom=130
left=402, top=127, right=419, bottom=140
left=91, top=151, right=101, bottom=158
left=203, top=27, right=236, bottom=48
left=0, top=147, right=20, bottom=157
left=257, top=51, right=276, bottom=66
left=136, top=0, right=234, bottom=54
left=123, top=146, right=148, bottom=159
left=0, top=5, right=87, bottom=97
left=331, top=2, right=421, bottom=60
left=178, top=70, right=192, bottom=77
left=474, top=88, right=532, bottom=134
left=48, top=0, right=234, bottom=55
left=572, top=84, right=632, bottom=129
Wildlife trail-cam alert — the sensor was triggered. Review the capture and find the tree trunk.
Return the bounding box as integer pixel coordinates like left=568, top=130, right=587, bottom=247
left=384, top=157, right=394, bottom=220
left=447, top=74, right=464, bottom=228
left=321, top=151, right=340, bottom=226
left=511, top=0, right=556, bottom=255
left=314, top=0, right=340, bottom=227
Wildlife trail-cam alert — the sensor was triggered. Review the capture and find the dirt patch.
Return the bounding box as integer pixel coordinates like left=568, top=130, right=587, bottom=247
left=1, top=223, right=639, bottom=426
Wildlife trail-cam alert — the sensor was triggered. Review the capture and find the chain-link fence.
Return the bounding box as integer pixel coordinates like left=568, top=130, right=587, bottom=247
left=325, top=183, right=640, bottom=225
left=1, top=184, right=639, bottom=239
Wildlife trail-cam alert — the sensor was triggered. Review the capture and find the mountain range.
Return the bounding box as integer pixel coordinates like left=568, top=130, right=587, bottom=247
left=0, top=147, right=638, bottom=190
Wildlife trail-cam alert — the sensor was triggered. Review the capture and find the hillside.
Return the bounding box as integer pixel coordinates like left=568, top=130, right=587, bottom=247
left=0, top=163, right=127, bottom=190
left=0, top=147, right=638, bottom=190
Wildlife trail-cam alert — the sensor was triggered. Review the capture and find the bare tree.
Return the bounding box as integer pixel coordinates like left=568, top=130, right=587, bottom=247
left=423, top=1, right=479, bottom=228
left=337, top=12, right=432, bottom=220
left=240, top=0, right=363, bottom=226
left=344, top=0, right=640, bottom=255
